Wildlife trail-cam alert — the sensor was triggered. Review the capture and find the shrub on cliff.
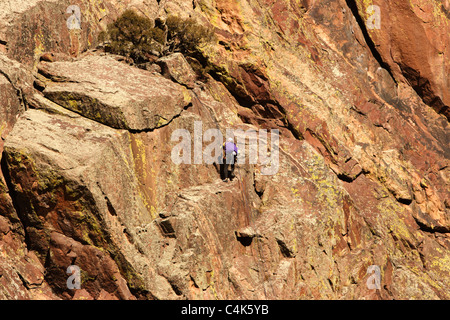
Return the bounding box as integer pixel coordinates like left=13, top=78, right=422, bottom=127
left=99, top=10, right=164, bottom=63
left=99, top=10, right=215, bottom=64
left=163, top=15, right=215, bottom=56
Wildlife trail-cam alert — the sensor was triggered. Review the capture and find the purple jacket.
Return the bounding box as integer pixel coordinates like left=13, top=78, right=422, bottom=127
left=224, top=142, right=238, bottom=154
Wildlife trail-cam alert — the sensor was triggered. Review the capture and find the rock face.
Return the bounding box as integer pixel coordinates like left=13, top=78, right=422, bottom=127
left=0, top=0, right=448, bottom=300
left=349, top=0, right=450, bottom=119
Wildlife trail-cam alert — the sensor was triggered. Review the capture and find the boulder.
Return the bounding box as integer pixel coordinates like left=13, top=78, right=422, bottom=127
left=38, top=53, right=192, bottom=131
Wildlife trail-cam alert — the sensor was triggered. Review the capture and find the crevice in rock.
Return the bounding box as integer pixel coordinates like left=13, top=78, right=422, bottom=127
left=337, top=172, right=356, bottom=183
left=235, top=231, right=253, bottom=247
left=207, top=67, right=254, bottom=109
left=236, top=235, right=253, bottom=247
left=399, top=65, right=449, bottom=120
left=0, top=151, right=31, bottom=249
left=167, top=278, right=183, bottom=296
left=284, top=118, right=304, bottom=140
left=418, top=249, right=427, bottom=270
left=15, top=271, right=31, bottom=290
left=108, top=249, right=149, bottom=298
left=156, top=217, right=177, bottom=239
left=344, top=0, right=395, bottom=81
left=276, top=239, right=294, bottom=258
left=327, top=278, right=335, bottom=292
left=337, top=168, right=367, bottom=183
left=33, top=80, right=45, bottom=92
left=105, top=197, right=117, bottom=216
left=253, top=178, right=264, bottom=199
left=189, top=275, right=199, bottom=289
left=127, top=102, right=193, bottom=134
left=350, top=105, right=367, bottom=116
left=412, top=216, right=450, bottom=234
left=397, top=197, right=413, bottom=206
left=306, top=128, right=338, bottom=159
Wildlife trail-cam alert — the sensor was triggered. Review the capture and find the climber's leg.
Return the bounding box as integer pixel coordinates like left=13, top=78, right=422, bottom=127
left=222, top=155, right=229, bottom=181
left=226, top=151, right=236, bottom=181
left=229, top=163, right=235, bottom=181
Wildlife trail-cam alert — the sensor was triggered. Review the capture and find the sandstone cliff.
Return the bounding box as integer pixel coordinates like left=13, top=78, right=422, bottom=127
left=0, top=0, right=448, bottom=300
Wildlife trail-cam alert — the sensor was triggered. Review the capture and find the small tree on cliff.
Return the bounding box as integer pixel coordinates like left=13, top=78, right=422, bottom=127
left=163, top=15, right=215, bottom=56
left=98, top=10, right=165, bottom=63
left=99, top=10, right=215, bottom=64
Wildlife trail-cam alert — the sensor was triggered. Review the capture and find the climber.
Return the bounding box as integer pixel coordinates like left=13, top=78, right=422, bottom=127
left=221, top=137, right=238, bottom=182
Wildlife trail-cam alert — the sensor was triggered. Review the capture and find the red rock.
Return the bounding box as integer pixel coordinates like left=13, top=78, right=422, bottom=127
left=72, top=289, right=94, bottom=300
left=0, top=0, right=448, bottom=301
left=354, top=0, right=450, bottom=119
left=97, top=289, right=119, bottom=300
